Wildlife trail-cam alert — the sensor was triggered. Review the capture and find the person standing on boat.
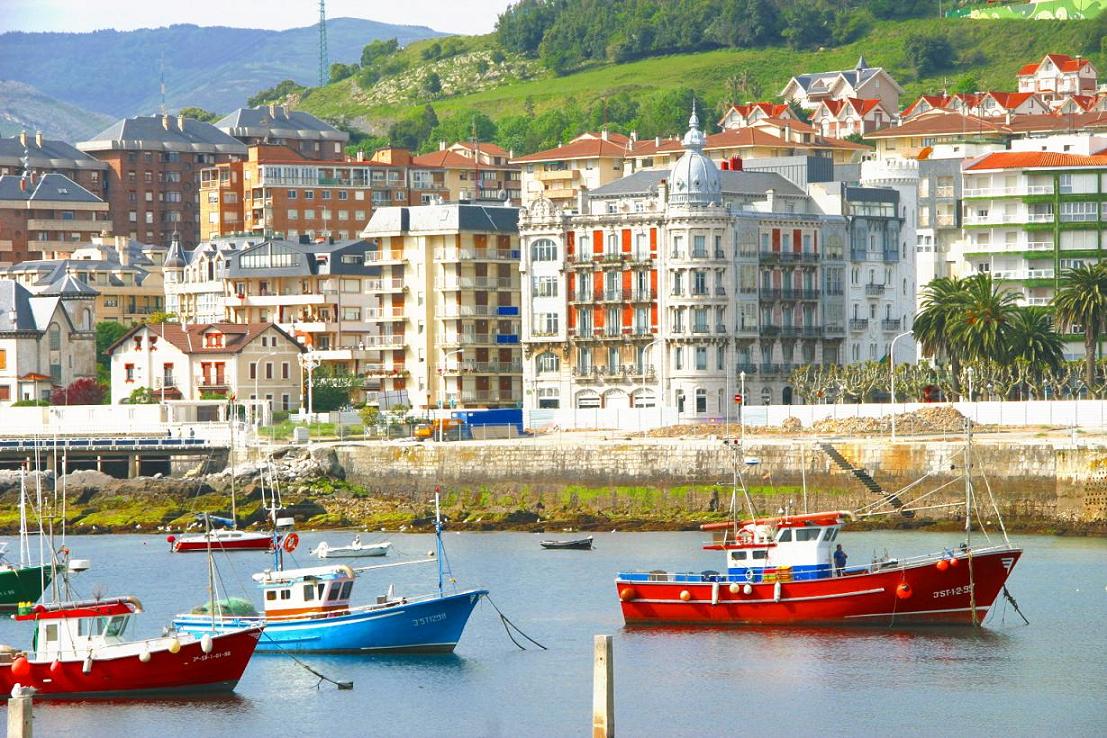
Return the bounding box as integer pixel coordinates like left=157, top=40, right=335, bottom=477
left=833, top=544, right=848, bottom=576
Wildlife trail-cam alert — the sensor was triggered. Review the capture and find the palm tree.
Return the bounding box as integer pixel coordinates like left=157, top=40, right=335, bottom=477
left=1052, top=263, right=1107, bottom=391
left=1005, top=306, right=1064, bottom=373
left=913, top=276, right=970, bottom=397
left=949, top=273, right=1019, bottom=366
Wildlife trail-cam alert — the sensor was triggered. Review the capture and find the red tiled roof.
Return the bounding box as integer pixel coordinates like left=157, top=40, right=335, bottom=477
left=866, top=111, right=1010, bottom=138
left=704, top=128, right=792, bottom=149
left=902, top=95, right=952, bottom=118
left=629, top=137, right=683, bottom=156
left=754, top=117, right=818, bottom=134
left=511, top=134, right=630, bottom=163
left=965, top=151, right=1107, bottom=171
left=718, top=102, right=789, bottom=125
left=987, top=91, right=1036, bottom=110
left=1018, top=53, right=1094, bottom=76
left=108, top=322, right=302, bottom=356
left=453, top=141, right=509, bottom=157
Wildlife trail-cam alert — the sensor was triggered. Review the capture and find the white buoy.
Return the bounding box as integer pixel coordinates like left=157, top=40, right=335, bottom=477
left=139, top=647, right=151, bottom=663
left=773, top=581, right=782, bottom=603
left=743, top=584, right=752, bottom=595
left=168, top=638, right=181, bottom=654
left=201, top=634, right=213, bottom=654
left=82, top=655, right=93, bottom=674
left=710, top=581, right=720, bottom=605
left=728, top=583, right=740, bottom=594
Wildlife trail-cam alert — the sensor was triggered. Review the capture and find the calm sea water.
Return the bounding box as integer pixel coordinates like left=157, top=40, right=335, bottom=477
left=7, top=530, right=1106, bottom=737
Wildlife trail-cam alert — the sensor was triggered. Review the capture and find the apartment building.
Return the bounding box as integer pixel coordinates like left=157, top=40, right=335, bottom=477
left=222, top=239, right=383, bottom=382
left=412, top=141, right=522, bottom=205
left=360, top=203, right=522, bottom=410
left=519, top=110, right=911, bottom=415
left=0, top=131, right=110, bottom=198
left=163, top=235, right=250, bottom=324
left=77, top=114, right=247, bottom=248
left=2, top=234, right=166, bottom=323
left=781, top=56, right=904, bottom=113
left=198, top=145, right=448, bottom=242
left=958, top=136, right=1107, bottom=315
left=216, top=105, right=349, bottom=161
left=512, top=131, right=631, bottom=209
left=0, top=174, right=111, bottom=264
left=106, top=322, right=303, bottom=408
left=0, top=278, right=96, bottom=404
left=1017, top=54, right=1098, bottom=101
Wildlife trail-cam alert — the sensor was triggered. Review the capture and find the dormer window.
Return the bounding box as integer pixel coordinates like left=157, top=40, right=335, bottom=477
left=204, top=332, right=224, bottom=348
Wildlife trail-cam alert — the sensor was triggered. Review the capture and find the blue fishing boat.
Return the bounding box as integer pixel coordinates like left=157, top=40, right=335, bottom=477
left=173, top=496, right=486, bottom=653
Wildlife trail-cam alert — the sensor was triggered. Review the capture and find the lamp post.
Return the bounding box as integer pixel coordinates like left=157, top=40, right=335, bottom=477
left=889, top=330, right=913, bottom=442
left=298, top=351, right=321, bottom=424
left=966, top=366, right=975, bottom=404
left=438, top=348, right=464, bottom=442
left=739, top=370, right=746, bottom=450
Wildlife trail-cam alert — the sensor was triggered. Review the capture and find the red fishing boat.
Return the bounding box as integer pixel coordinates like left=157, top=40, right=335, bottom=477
left=617, top=433, right=1024, bottom=627
left=0, top=597, right=262, bottom=698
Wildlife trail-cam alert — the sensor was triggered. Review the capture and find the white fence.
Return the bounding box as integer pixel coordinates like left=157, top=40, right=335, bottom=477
left=0, top=404, right=237, bottom=445
left=526, top=400, right=1107, bottom=433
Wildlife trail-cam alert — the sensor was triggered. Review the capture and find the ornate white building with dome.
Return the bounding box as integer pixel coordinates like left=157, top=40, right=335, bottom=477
left=519, top=108, right=913, bottom=423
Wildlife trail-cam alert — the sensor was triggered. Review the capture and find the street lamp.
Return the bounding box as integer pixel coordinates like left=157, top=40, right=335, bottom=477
left=739, top=370, right=746, bottom=450
left=298, top=351, right=321, bottom=423
left=438, top=348, right=464, bottom=442
left=966, top=366, right=975, bottom=404
left=889, top=330, right=913, bottom=442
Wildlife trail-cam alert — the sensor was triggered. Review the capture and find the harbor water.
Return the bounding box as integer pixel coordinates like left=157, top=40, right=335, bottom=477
left=9, top=530, right=1106, bottom=737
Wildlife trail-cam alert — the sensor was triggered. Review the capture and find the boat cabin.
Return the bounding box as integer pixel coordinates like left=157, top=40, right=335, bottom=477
left=703, top=511, right=850, bottom=582
left=16, top=597, right=141, bottom=660
left=253, top=565, right=356, bottom=618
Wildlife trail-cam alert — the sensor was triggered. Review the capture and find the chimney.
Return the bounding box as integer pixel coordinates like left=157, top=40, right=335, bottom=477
left=162, top=114, right=171, bottom=130
left=766, top=188, right=775, bottom=211
left=356, top=150, right=366, bottom=161
left=178, top=114, right=185, bottom=130
left=731, top=156, right=743, bottom=172
left=655, top=136, right=661, bottom=147
left=658, top=178, right=668, bottom=209
left=439, top=141, right=447, bottom=151
left=34, top=131, right=43, bottom=148
left=721, top=160, right=730, bottom=171
left=601, top=129, right=609, bottom=141
left=268, top=103, right=277, bottom=118
left=18, top=131, right=27, bottom=147
left=117, top=239, right=130, bottom=266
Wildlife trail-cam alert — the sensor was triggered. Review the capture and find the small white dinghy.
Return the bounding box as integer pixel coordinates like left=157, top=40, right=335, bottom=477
left=311, top=535, right=391, bottom=559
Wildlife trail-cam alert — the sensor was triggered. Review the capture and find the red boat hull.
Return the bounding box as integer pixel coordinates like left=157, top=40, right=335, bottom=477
left=617, top=547, right=1021, bottom=627
left=172, top=535, right=275, bottom=553
left=0, top=626, right=263, bottom=698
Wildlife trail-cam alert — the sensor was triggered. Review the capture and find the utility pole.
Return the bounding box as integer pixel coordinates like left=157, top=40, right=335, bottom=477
left=318, top=0, right=329, bottom=87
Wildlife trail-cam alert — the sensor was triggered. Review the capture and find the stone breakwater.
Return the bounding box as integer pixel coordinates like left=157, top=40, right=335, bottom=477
left=0, top=438, right=1104, bottom=534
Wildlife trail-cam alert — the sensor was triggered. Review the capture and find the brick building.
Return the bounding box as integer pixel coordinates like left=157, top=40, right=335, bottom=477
left=0, top=173, right=111, bottom=264
left=77, top=114, right=247, bottom=249
left=0, top=131, right=109, bottom=198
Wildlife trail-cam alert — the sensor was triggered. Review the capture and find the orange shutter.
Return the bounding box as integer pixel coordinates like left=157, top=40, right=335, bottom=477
left=594, top=305, right=604, bottom=329
left=621, top=229, right=631, bottom=253
left=593, top=230, right=604, bottom=255
left=567, top=231, right=575, bottom=257
left=649, top=228, right=657, bottom=256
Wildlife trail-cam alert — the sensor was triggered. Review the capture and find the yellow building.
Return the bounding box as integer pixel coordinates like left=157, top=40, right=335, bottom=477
left=413, top=142, right=521, bottom=205
left=512, top=131, right=632, bottom=209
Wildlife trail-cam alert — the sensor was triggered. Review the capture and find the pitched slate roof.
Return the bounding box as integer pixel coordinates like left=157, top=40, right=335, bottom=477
left=78, top=115, right=247, bottom=154
left=363, top=203, right=519, bottom=236
left=216, top=106, right=348, bottom=143
left=0, top=136, right=108, bottom=171
left=589, top=168, right=805, bottom=199
left=0, top=173, right=104, bottom=204
left=37, top=273, right=99, bottom=298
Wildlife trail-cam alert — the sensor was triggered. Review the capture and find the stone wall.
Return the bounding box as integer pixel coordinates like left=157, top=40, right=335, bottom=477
left=333, top=438, right=1107, bottom=527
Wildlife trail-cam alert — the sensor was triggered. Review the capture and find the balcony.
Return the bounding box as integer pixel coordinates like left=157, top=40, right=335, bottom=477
left=759, top=249, right=821, bottom=264
left=26, top=218, right=106, bottom=231
left=848, top=319, right=869, bottom=331
left=365, top=250, right=406, bottom=264
left=359, top=334, right=406, bottom=349
left=734, top=363, right=757, bottom=375
left=600, top=289, right=630, bottom=302
left=630, top=289, right=656, bottom=302
left=436, top=248, right=521, bottom=262
left=362, top=364, right=409, bottom=377
left=992, top=268, right=1055, bottom=281
left=459, top=390, right=515, bottom=404
left=882, top=250, right=899, bottom=263
left=277, top=321, right=326, bottom=334
left=438, top=304, right=521, bottom=318
left=535, top=169, right=580, bottom=182
left=437, top=276, right=518, bottom=291
left=735, top=323, right=759, bottom=338
left=825, top=323, right=846, bottom=337
left=864, top=283, right=885, bottom=297
left=442, top=361, right=522, bottom=375
left=363, top=308, right=405, bottom=322
left=230, top=292, right=325, bottom=308
left=570, top=291, right=596, bottom=304
left=365, top=278, right=406, bottom=293
left=881, top=318, right=902, bottom=332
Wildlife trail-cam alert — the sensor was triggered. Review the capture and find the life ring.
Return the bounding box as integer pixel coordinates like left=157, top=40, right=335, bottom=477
left=283, top=533, right=300, bottom=553
left=744, top=568, right=754, bottom=582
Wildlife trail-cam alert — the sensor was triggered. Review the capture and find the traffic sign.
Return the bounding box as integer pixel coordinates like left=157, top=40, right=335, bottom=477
left=733, top=393, right=743, bottom=404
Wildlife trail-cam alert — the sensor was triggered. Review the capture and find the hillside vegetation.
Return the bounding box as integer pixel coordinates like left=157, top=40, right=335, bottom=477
left=294, top=13, right=1098, bottom=157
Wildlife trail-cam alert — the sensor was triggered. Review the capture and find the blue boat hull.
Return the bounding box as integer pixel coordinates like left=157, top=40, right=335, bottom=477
left=174, top=590, right=487, bottom=654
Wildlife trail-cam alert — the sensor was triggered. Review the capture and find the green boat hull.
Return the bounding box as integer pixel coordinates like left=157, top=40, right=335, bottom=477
left=0, top=565, right=54, bottom=608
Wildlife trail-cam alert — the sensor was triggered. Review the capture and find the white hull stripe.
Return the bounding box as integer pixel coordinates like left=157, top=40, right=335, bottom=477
left=629, top=587, right=885, bottom=606
left=844, top=605, right=990, bottom=619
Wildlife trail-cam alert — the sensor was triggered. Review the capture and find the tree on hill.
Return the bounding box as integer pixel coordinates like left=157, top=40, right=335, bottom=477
left=496, top=0, right=563, bottom=57
left=904, top=33, right=954, bottom=77
left=248, top=79, right=307, bottom=107
left=178, top=106, right=218, bottom=122
left=361, top=38, right=399, bottom=68
left=420, top=72, right=443, bottom=98
left=427, top=111, right=498, bottom=152
left=388, top=105, right=439, bottom=150
left=950, top=73, right=980, bottom=95
left=329, top=62, right=358, bottom=84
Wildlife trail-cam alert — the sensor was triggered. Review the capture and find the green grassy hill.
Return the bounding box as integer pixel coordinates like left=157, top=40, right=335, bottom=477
left=292, top=16, right=1095, bottom=152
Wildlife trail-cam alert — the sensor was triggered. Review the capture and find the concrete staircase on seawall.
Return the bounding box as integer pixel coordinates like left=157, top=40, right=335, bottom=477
left=817, top=442, right=913, bottom=517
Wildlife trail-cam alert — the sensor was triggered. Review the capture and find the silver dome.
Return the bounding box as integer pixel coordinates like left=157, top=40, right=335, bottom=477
left=668, top=104, right=720, bottom=207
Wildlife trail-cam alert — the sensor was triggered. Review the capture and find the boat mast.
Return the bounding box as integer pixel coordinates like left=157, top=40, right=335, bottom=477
left=18, top=470, right=28, bottom=568
left=964, top=418, right=979, bottom=626
left=205, top=513, right=218, bottom=630
left=434, top=489, right=444, bottom=598
left=229, top=399, right=237, bottom=528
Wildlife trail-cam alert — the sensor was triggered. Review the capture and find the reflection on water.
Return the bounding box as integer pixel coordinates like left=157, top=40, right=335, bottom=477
left=12, top=530, right=1107, bottom=737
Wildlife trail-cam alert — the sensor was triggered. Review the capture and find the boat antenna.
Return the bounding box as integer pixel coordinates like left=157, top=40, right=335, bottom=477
left=800, top=442, right=809, bottom=514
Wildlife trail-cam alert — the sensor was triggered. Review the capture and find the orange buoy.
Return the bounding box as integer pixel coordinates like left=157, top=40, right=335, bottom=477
left=896, top=583, right=912, bottom=599
left=619, top=587, right=636, bottom=601
left=283, top=532, right=300, bottom=553
left=166, top=535, right=175, bottom=544
left=936, top=559, right=950, bottom=572
left=10, top=656, right=30, bottom=679
left=679, top=590, right=692, bottom=602
left=948, top=556, right=960, bottom=568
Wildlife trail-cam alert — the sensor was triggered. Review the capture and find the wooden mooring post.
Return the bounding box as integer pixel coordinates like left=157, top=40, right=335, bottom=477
left=592, top=634, right=613, bottom=738
left=7, top=690, right=32, bottom=738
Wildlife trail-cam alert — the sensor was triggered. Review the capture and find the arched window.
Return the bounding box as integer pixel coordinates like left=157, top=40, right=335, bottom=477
left=531, top=239, right=558, bottom=262
left=48, top=323, right=61, bottom=351
left=536, top=352, right=560, bottom=374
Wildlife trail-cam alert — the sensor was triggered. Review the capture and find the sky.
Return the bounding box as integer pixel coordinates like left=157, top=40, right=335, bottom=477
left=0, top=0, right=516, bottom=36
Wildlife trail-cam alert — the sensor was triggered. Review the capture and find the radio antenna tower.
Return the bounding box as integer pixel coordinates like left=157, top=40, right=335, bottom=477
left=318, top=0, right=329, bottom=87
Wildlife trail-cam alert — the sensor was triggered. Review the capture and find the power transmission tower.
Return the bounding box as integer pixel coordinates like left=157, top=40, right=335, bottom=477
left=318, top=0, right=328, bottom=87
